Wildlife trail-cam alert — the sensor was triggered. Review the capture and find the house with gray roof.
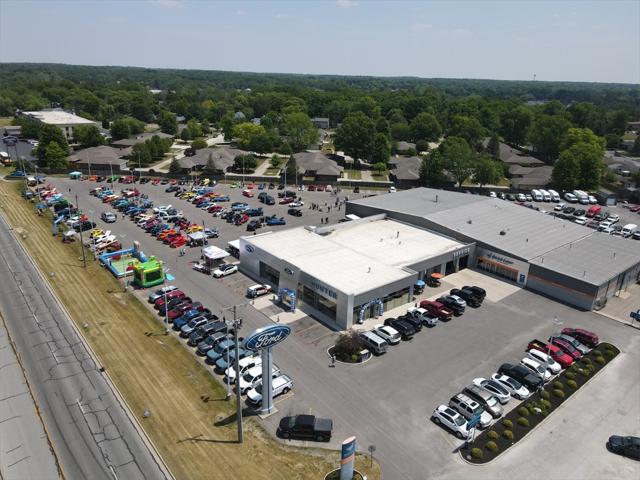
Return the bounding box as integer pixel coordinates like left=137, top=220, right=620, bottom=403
left=68, top=146, right=130, bottom=173
left=394, top=141, right=416, bottom=154
left=508, top=165, right=553, bottom=190
left=177, top=147, right=246, bottom=173
left=111, top=131, right=173, bottom=149
left=293, top=151, right=343, bottom=182
left=389, top=155, right=422, bottom=188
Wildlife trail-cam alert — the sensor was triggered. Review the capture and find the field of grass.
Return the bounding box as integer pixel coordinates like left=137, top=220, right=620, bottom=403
left=0, top=180, right=380, bottom=480
left=344, top=169, right=362, bottom=180
left=265, top=168, right=281, bottom=176
left=0, top=117, right=13, bottom=127
left=371, top=173, right=388, bottom=181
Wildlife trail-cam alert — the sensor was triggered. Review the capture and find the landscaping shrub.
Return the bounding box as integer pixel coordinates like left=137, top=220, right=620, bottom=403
left=553, top=381, right=564, bottom=390
left=553, top=389, right=565, bottom=399
left=487, top=431, right=498, bottom=441
left=582, top=357, right=592, bottom=365
left=502, top=430, right=514, bottom=440
left=566, top=372, right=575, bottom=380
left=567, top=380, right=578, bottom=389
left=502, top=419, right=513, bottom=429
left=593, top=350, right=603, bottom=358
left=541, top=399, right=552, bottom=408
left=485, top=441, right=498, bottom=452
left=518, top=407, right=530, bottom=417
left=333, top=330, right=364, bottom=362
left=579, top=368, right=591, bottom=378
left=517, top=417, right=530, bottom=428
left=605, top=349, right=615, bottom=358
left=471, top=448, right=483, bottom=459
left=541, top=391, right=550, bottom=400
left=595, top=357, right=605, bottom=365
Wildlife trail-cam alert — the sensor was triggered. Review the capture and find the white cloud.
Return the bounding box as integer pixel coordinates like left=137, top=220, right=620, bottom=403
left=336, top=0, right=358, bottom=8
left=147, top=0, right=183, bottom=8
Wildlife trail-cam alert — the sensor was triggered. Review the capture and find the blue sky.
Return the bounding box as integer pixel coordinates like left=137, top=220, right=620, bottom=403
left=1, top=0, right=638, bottom=83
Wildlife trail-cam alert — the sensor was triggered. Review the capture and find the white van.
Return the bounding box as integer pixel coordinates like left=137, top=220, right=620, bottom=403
left=621, top=224, right=638, bottom=238
left=564, top=192, right=578, bottom=203
left=359, top=331, right=388, bottom=355
left=538, top=189, right=551, bottom=201
left=547, top=189, right=561, bottom=202
left=572, top=190, right=590, bottom=205
left=531, top=189, right=543, bottom=201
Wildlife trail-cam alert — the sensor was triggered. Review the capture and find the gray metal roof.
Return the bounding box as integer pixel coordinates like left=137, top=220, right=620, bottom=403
left=529, top=234, right=640, bottom=286
left=390, top=156, right=422, bottom=181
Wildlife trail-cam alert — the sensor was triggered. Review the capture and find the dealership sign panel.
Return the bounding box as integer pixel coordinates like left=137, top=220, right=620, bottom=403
left=243, top=325, right=291, bottom=351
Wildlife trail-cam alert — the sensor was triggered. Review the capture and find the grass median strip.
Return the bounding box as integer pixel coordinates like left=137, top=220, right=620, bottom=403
left=0, top=180, right=380, bottom=480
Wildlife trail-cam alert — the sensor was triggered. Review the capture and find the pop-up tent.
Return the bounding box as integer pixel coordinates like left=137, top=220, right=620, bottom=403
left=187, top=231, right=208, bottom=247
left=69, top=171, right=82, bottom=179
left=202, top=245, right=230, bottom=267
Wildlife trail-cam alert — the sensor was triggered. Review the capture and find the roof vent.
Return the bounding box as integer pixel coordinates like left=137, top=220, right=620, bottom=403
left=500, top=230, right=506, bottom=235
left=467, top=219, right=472, bottom=224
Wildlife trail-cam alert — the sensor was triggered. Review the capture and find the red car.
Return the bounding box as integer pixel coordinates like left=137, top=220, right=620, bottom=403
left=235, top=214, right=249, bottom=225
left=169, top=179, right=178, bottom=185
left=549, top=337, right=582, bottom=360
left=279, top=197, right=295, bottom=204
left=152, top=178, right=161, bottom=185
left=163, top=232, right=182, bottom=244
left=307, top=185, right=316, bottom=191
left=561, top=327, right=599, bottom=348
left=167, top=302, right=195, bottom=320
left=419, top=300, right=453, bottom=321
left=242, top=189, right=254, bottom=198
left=527, top=339, right=574, bottom=368
left=316, top=185, right=325, bottom=192
left=170, top=235, right=187, bottom=248
left=208, top=205, right=223, bottom=213
left=154, top=290, right=185, bottom=309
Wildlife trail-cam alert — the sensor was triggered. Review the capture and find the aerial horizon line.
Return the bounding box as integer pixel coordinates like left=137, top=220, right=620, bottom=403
left=1, top=61, right=638, bottom=87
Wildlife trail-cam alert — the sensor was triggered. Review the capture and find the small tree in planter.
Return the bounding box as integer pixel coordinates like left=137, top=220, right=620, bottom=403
left=485, top=441, right=498, bottom=452
left=567, top=380, right=578, bottom=389
left=471, top=448, right=483, bottom=459
left=553, top=381, right=564, bottom=390
left=487, top=431, right=498, bottom=441
left=595, top=357, right=605, bottom=365
left=517, top=417, right=530, bottom=428
left=503, top=430, right=514, bottom=440
left=502, top=419, right=513, bottom=429
left=333, top=330, right=364, bottom=362
left=541, top=390, right=550, bottom=400
left=518, top=407, right=530, bottom=417
left=553, top=389, right=565, bottom=399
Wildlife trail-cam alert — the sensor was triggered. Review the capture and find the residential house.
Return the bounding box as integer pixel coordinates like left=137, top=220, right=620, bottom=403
left=312, top=117, right=330, bottom=129
left=68, top=145, right=130, bottom=173
left=508, top=165, right=553, bottom=190
left=177, top=147, right=246, bottom=174
left=394, top=141, right=416, bottom=155
left=111, top=131, right=174, bottom=149
left=389, top=156, right=422, bottom=188
left=293, top=151, right=343, bottom=183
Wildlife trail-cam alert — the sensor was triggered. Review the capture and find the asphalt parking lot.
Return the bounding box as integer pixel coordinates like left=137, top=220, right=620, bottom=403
left=41, top=177, right=640, bottom=479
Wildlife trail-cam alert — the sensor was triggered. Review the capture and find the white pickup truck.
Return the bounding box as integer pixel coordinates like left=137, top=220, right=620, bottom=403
left=407, top=307, right=438, bottom=327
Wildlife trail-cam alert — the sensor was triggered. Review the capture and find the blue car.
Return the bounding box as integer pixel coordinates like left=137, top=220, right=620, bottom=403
left=266, top=215, right=286, bottom=226
left=214, top=348, right=252, bottom=373
left=173, top=312, right=205, bottom=331
left=8, top=170, right=25, bottom=178
left=212, top=195, right=230, bottom=202
left=258, top=183, right=265, bottom=190
left=172, top=309, right=202, bottom=326
left=206, top=339, right=235, bottom=364
left=231, top=202, right=250, bottom=211
left=245, top=208, right=263, bottom=217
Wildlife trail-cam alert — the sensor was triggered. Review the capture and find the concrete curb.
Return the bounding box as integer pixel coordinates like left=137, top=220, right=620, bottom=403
left=458, top=345, right=621, bottom=466
left=0, top=199, right=175, bottom=480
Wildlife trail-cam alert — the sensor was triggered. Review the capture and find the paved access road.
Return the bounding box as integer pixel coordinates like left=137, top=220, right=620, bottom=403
left=0, top=213, right=168, bottom=480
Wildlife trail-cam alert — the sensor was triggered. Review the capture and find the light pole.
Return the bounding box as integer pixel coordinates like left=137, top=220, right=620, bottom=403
left=546, top=316, right=563, bottom=382
left=162, top=268, right=171, bottom=334
left=118, top=233, right=127, bottom=291
left=75, top=194, right=87, bottom=268
left=222, top=303, right=245, bottom=443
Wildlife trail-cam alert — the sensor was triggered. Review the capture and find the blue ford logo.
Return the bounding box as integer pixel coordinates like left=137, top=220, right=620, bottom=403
left=243, top=325, right=291, bottom=351
left=245, top=245, right=254, bottom=253
left=284, top=267, right=294, bottom=275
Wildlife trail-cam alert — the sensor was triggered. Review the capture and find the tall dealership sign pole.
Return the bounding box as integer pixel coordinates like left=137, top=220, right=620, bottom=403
left=222, top=303, right=248, bottom=443
left=243, top=324, right=291, bottom=416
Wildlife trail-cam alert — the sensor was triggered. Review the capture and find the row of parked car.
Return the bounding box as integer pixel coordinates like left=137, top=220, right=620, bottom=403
left=356, top=286, right=487, bottom=355
left=147, top=284, right=293, bottom=407
left=431, top=326, right=600, bottom=439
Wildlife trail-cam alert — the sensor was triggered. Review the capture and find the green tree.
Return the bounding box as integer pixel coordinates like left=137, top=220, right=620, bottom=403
left=36, top=124, right=69, bottom=161
left=168, top=157, right=181, bottom=174
left=220, top=113, right=235, bottom=141
left=73, top=125, right=104, bottom=147
left=371, top=133, right=391, bottom=163
left=248, top=131, right=274, bottom=154
left=233, top=154, right=257, bottom=173
left=528, top=114, right=571, bottom=161
left=630, top=136, right=640, bottom=155
left=351, top=96, right=381, bottom=119
left=372, top=162, right=387, bottom=174
left=270, top=154, right=282, bottom=168
left=410, top=112, right=442, bottom=142
left=499, top=106, right=533, bottom=146
left=559, top=128, right=606, bottom=189
left=110, top=118, right=130, bottom=140
left=474, top=155, right=502, bottom=187
left=186, top=118, right=203, bottom=138
left=126, top=117, right=145, bottom=135
left=180, top=128, right=192, bottom=142
left=233, top=122, right=266, bottom=150
left=44, top=141, right=68, bottom=168
left=604, top=134, right=621, bottom=149
left=204, top=153, right=217, bottom=175
left=390, top=122, right=411, bottom=141
left=420, top=150, right=447, bottom=187
left=191, top=138, right=207, bottom=150
left=448, top=115, right=486, bottom=147
left=415, top=139, right=429, bottom=154
left=376, top=117, right=390, bottom=138
left=131, top=143, right=152, bottom=166
left=158, top=110, right=177, bottom=135
left=552, top=151, right=580, bottom=191
left=12, top=117, right=40, bottom=139
left=486, top=133, right=500, bottom=158
left=282, top=112, right=317, bottom=151
left=440, top=136, right=477, bottom=187
left=335, top=111, right=376, bottom=160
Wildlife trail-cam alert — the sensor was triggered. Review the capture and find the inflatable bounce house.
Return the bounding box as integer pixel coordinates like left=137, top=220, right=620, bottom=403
left=132, top=257, right=165, bottom=288
left=99, top=240, right=148, bottom=279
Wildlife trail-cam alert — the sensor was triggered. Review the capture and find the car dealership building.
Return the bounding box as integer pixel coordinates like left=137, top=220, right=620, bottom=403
left=239, top=215, right=473, bottom=329
left=347, top=188, right=640, bottom=312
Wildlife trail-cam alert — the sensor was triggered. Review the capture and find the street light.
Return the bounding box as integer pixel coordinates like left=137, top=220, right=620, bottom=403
left=546, top=316, right=563, bottom=384
left=222, top=303, right=245, bottom=444
left=162, top=267, right=171, bottom=334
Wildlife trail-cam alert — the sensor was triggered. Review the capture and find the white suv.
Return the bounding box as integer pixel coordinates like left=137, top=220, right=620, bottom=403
left=247, top=374, right=292, bottom=405
left=449, top=393, right=493, bottom=429
left=520, top=357, right=552, bottom=382
left=526, top=349, right=561, bottom=374
left=373, top=324, right=401, bottom=345
left=431, top=405, right=470, bottom=439
left=239, top=364, right=281, bottom=394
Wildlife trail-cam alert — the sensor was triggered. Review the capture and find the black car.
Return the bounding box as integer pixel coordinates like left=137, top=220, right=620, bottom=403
left=268, top=183, right=275, bottom=189
left=573, top=209, right=586, bottom=217
left=506, top=194, right=516, bottom=201
left=450, top=288, right=482, bottom=307
left=74, top=220, right=96, bottom=232
left=278, top=415, right=333, bottom=442
left=277, top=184, right=285, bottom=190
left=397, top=313, right=422, bottom=332
left=563, top=206, right=575, bottom=214
left=498, top=363, right=544, bottom=390
left=96, top=175, right=106, bottom=182
left=437, top=296, right=465, bottom=316
left=607, top=435, right=640, bottom=460
left=196, top=332, right=227, bottom=355
left=246, top=219, right=261, bottom=231
left=188, top=320, right=227, bottom=347
left=462, top=285, right=486, bottom=301
left=165, top=185, right=180, bottom=192
left=288, top=208, right=302, bottom=217
left=383, top=318, right=415, bottom=340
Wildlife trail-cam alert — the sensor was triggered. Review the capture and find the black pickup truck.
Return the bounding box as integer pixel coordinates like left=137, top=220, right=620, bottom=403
left=277, top=415, right=333, bottom=442
left=384, top=317, right=416, bottom=340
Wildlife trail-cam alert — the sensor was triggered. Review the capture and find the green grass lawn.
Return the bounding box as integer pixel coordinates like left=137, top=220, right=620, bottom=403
left=265, top=168, right=281, bottom=176
left=344, top=169, right=362, bottom=180
left=0, top=117, right=13, bottom=128
left=371, top=173, right=388, bottom=181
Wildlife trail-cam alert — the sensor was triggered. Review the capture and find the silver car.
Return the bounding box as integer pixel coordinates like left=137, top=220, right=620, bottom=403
left=472, top=377, right=511, bottom=404
left=557, top=334, right=590, bottom=355
left=373, top=325, right=401, bottom=345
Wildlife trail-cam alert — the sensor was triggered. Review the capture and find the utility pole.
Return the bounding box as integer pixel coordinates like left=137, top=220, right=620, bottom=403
left=75, top=194, right=87, bottom=267
left=222, top=303, right=246, bottom=443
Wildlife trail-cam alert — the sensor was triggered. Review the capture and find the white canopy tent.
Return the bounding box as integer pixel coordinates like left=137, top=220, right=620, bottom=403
left=202, top=245, right=230, bottom=266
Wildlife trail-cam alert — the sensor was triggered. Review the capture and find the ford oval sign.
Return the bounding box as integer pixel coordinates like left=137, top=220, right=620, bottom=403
left=245, top=245, right=254, bottom=253
left=284, top=267, right=294, bottom=275
left=243, top=325, right=291, bottom=351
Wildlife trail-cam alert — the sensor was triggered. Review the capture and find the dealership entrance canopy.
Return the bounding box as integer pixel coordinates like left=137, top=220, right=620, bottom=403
left=239, top=215, right=473, bottom=329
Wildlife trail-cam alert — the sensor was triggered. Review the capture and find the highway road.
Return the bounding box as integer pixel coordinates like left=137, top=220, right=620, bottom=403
left=0, top=211, right=169, bottom=480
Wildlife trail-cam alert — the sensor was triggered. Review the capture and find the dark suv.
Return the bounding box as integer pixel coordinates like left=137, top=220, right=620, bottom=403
left=498, top=363, right=543, bottom=390
left=450, top=288, right=482, bottom=307
left=396, top=313, right=422, bottom=332
left=437, top=296, right=465, bottom=316
left=383, top=318, right=415, bottom=340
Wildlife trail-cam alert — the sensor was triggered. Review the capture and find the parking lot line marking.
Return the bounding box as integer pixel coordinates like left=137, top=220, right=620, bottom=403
left=293, top=323, right=322, bottom=336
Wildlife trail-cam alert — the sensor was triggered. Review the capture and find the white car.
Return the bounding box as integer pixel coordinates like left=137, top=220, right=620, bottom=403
left=527, top=349, right=562, bottom=374
left=588, top=195, right=597, bottom=204
left=246, top=374, right=292, bottom=405
left=373, top=324, right=401, bottom=345
left=489, top=191, right=497, bottom=198
left=472, top=377, right=511, bottom=404
left=520, top=357, right=552, bottom=382
left=431, top=405, right=470, bottom=439
left=525, top=194, right=533, bottom=202
left=598, top=221, right=613, bottom=231
left=224, top=354, right=260, bottom=384
left=574, top=216, right=587, bottom=225
left=27, top=139, right=39, bottom=146
left=289, top=201, right=304, bottom=208
left=388, top=187, right=397, bottom=193
left=153, top=205, right=172, bottom=213
left=554, top=203, right=566, bottom=211
left=608, top=213, right=620, bottom=223
left=148, top=285, right=177, bottom=303
left=213, top=264, right=238, bottom=278
left=238, top=364, right=281, bottom=394
left=516, top=193, right=526, bottom=202
left=491, top=373, right=531, bottom=400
